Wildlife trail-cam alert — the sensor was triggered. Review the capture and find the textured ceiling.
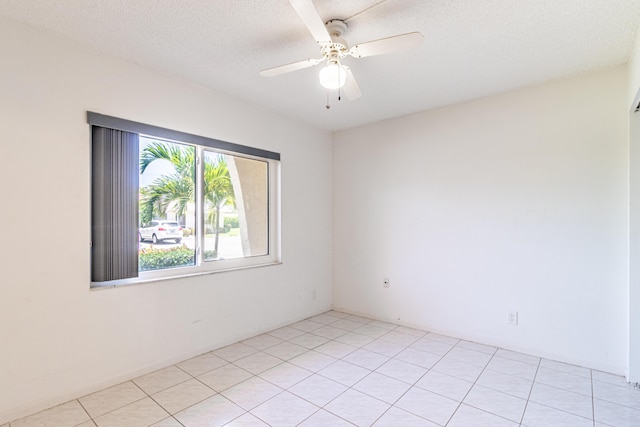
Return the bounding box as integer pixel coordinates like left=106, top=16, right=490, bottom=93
left=1, top=0, right=639, bottom=131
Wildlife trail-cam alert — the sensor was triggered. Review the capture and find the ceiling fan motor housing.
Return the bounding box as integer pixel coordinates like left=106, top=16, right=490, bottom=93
left=321, top=19, right=349, bottom=60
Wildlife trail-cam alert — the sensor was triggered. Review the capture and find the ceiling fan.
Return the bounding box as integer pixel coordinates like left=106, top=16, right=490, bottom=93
left=260, top=0, right=424, bottom=102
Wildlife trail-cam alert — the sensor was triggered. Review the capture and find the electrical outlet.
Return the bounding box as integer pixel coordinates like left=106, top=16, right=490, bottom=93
left=383, top=278, right=391, bottom=288
left=312, top=290, right=317, bottom=300
left=507, top=310, right=518, bottom=326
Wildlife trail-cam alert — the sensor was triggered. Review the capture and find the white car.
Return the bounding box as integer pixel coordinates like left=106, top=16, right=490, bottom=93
left=139, top=220, right=183, bottom=243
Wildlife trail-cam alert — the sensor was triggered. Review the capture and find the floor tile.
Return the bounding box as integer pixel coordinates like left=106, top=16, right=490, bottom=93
left=242, top=334, right=283, bottom=351
left=151, top=378, right=216, bottom=414
left=456, top=340, right=497, bottom=355
left=94, top=397, right=168, bottom=427
left=540, top=358, right=591, bottom=378
left=213, top=343, right=258, bottom=362
left=289, top=319, right=323, bottom=332
left=593, top=379, right=640, bottom=409
left=463, top=384, right=527, bottom=423
left=308, top=313, right=340, bottom=325
left=289, top=374, right=347, bottom=406
left=197, top=364, right=253, bottom=392
left=233, top=352, right=282, bottom=375
left=177, top=352, right=228, bottom=376
left=288, top=350, right=337, bottom=372
left=353, top=371, right=411, bottom=404
left=221, top=377, right=282, bottom=411
left=354, top=324, right=393, bottom=338
left=11, top=400, right=90, bottom=427
left=476, top=368, right=534, bottom=399
left=379, top=330, right=420, bottom=346
left=345, top=314, right=373, bottom=324
left=448, top=404, right=519, bottom=427
left=486, top=356, right=538, bottom=381
left=174, top=394, right=244, bottom=427
left=414, top=370, right=473, bottom=401
left=258, top=361, right=312, bottom=389
left=288, top=333, right=330, bottom=349
left=529, top=382, right=593, bottom=419
left=325, top=310, right=350, bottom=319
left=331, top=319, right=368, bottom=332
left=266, top=326, right=305, bottom=341
left=394, top=326, right=427, bottom=338
left=535, top=367, right=592, bottom=396
left=376, top=358, right=427, bottom=384
left=423, top=332, right=459, bottom=345
left=522, top=401, right=593, bottom=427
left=394, top=347, right=441, bottom=369
left=445, top=347, right=493, bottom=366
left=325, top=389, right=390, bottom=427
left=133, top=365, right=192, bottom=395
left=224, top=412, right=269, bottom=426
left=150, top=417, right=183, bottom=426
left=318, top=360, right=371, bottom=386
left=250, top=391, right=318, bottom=426
left=410, top=338, right=455, bottom=356
left=78, top=381, right=146, bottom=418
left=592, top=370, right=629, bottom=387
left=343, top=348, right=390, bottom=370
left=594, top=398, right=640, bottom=426
left=367, top=320, right=398, bottom=330
left=431, top=357, right=485, bottom=382
left=334, top=332, right=375, bottom=347
left=77, top=422, right=98, bottom=427
left=395, top=386, right=459, bottom=425
left=495, top=349, right=541, bottom=366
left=297, top=409, right=354, bottom=426
left=364, top=339, right=407, bottom=357
left=372, top=407, right=439, bottom=426
left=312, top=325, right=348, bottom=340
left=263, top=341, right=307, bottom=361
left=313, top=341, right=357, bottom=359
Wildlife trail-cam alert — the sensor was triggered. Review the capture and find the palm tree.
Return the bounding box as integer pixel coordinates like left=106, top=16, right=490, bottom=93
left=139, top=141, right=195, bottom=225
left=204, top=153, right=235, bottom=256
left=139, top=141, right=235, bottom=257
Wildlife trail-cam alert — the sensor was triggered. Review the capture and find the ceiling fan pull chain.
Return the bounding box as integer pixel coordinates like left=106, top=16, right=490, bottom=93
left=338, top=65, right=342, bottom=101
left=326, top=91, right=331, bottom=109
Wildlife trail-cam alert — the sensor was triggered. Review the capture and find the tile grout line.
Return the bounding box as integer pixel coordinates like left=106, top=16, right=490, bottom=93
left=517, top=355, right=541, bottom=426
left=591, top=369, right=596, bottom=427
left=443, top=345, right=501, bottom=426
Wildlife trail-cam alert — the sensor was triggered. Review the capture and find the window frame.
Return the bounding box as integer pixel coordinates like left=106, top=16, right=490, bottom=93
left=89, top=112, right=281, bottom=288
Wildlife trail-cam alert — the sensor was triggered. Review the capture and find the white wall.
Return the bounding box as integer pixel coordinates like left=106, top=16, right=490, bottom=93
left=0, top=17, right=333, bottom=424
left=333, top=66, right=629, bottom=374
left=628, top=27, right=640, bottom=110
left=628, top=28, right=640, bottom=383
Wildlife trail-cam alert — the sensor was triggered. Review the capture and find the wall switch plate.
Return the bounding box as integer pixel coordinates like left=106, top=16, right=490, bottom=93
left=507, top=310, right=518, bottom=326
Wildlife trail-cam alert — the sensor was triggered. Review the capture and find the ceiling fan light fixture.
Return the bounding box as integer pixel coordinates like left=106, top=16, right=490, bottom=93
left=319, top=62, right=347, bottom=89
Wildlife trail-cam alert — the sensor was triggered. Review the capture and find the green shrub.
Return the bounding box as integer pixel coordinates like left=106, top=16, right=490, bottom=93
left=204, top=250, right=218, bottom=261
left=224, top=216, right=239, bottom=229
left=139, top=246, right=194, bottom=271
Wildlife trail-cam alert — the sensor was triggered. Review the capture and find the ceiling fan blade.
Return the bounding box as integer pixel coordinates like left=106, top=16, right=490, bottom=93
left=289, top=0, right=332, bottom=44
left=342, top=67, right=362, bottom=101
left=260, top=58, right=323, bottom=77
left=348, top=32, right=424, bottom=58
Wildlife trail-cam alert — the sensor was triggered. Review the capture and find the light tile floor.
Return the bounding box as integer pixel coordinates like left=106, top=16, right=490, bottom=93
left=7, top=310, right=640, bottom=427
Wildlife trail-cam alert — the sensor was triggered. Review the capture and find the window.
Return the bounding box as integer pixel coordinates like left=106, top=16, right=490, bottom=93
left=89, top=112, right=280, bottom=287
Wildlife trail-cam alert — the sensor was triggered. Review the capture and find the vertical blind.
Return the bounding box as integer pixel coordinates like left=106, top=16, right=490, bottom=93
left=91, top=126, right=139, bottom=282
